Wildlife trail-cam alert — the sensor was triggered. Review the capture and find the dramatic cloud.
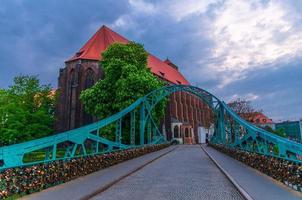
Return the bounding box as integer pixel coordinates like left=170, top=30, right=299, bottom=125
left=0, top=0, right=301, bottom=120
left=207, top=0, right=302, bottom=87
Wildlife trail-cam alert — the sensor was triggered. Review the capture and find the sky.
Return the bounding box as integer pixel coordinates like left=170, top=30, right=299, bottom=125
left=0, top=0, right=301, bottom=121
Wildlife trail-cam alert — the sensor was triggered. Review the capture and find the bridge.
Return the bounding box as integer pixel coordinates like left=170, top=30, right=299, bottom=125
left=0, top=85, right=301, bottom=200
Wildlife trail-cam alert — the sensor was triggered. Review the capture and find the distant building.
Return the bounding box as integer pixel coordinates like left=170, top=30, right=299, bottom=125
left=275, top=120, right=302, bottom=142
left=247, top=112, right=275, bottom=129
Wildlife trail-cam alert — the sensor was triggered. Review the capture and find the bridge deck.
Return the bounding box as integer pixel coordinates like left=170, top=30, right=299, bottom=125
left=203, top=145, right=302, bottom=200
left=91, top=145, right=243, bottom=200
left=21, top=145, right=301, bottom=200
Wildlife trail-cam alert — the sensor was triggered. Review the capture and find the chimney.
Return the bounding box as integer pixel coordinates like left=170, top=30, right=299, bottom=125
left=164, top=58, right=179, bottom=70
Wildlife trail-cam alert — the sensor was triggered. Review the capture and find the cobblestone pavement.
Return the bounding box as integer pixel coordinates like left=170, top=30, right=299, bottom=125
left=204, top=145, right=302, bottom=200
left=91, top=145, right=244, bottom=200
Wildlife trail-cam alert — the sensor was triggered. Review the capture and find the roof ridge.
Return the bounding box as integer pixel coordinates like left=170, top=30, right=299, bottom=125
left=86, top=27, right=103, bottom=50
left=103, top=26, right=114, bottom=47
left=65, top=25, right=190, bottom=85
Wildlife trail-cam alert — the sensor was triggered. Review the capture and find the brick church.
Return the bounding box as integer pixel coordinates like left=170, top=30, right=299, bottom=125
left=55, top=25, right=212, bottom=144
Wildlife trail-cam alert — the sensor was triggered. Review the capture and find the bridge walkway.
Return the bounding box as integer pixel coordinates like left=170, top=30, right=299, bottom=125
left=21, top=145, right=301, bottom=200
left=90, top=145, right=243, bottom=200
left=202, top=145, right=302, bottom=200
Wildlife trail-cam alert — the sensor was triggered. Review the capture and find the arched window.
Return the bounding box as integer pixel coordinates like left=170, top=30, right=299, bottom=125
left=70, top=70, right=76, bottom=86
left=185, top=128, right=189, bottom=137
left=69, top=70, right=76, bottom=129
left=83, top=69, right=95, bottom=125
left=85, top=69, right=95, bottom=89
left=174, top=126, right=179, bottom=138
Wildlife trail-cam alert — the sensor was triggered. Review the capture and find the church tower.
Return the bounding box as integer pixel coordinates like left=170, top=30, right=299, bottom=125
left=55, top=59, right=102, bottom=132
left=55, top=25, right=212, bottom=144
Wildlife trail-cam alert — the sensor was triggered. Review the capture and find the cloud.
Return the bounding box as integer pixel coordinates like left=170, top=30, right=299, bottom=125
left=217, top=60, right=302, bottom=120
left=0, top=0, right=130, bottom=87
left=128, top=0, right=156, bottom=14
left=0, top=0, right=301, bottom=120
left=167, top=0, right=219, bottom=22
left=110, top=0, right=158, bottom=35
left=111, top=15, right=131, bottom=29
left=228, top=93, right=259, bottom=102
left=206, top=0, right=302, bottom=87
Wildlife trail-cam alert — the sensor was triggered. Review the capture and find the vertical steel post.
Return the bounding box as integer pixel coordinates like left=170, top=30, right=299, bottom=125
left=115, top=118, right=122, bottom=145
left=140, top=103, right=145, bottom=145
left=218, top=104, right=225, bottom=143
left=152, top=126, right=157, bottom=142
left=234, top=124, right=239, bottom=145
left=147, top=118, right=151, bottom=144
left=52, top=144, right=57, bottom=160
left=278, top=144, right=286, bottom=158
left=130, top=110, right=136, bottom=145
left=45, top=149, right=51, bottom=161
left=82, top=143, right=87, bottom=155
left=96, top=128, right=100, bottom=153
left=71, top=144, right=77, bottom=156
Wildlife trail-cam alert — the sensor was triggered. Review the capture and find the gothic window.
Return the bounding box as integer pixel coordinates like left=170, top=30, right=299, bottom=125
left=85, top=69, right=95, bottom=89
left=70, top=69, right=76, bottom=86
left=69, top=69, right=76, bottom=129
left=83, top=69, right=95, bottom=125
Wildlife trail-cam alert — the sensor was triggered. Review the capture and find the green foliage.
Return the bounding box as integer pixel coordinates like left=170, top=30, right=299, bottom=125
left=264, top=126, right=286, bottom=138
left=81, top=42, right=166, bottom=119
left=273, top=144, right=279, bottom=155
left=0, top=75, right=55, bottom=146
left=80, top=42, right=166, bottom=143
left=274, top=127, right=286, bottom=138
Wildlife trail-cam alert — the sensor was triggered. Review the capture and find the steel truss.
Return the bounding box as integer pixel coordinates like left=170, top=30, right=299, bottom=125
left=0, top=85, right=301, bottom=170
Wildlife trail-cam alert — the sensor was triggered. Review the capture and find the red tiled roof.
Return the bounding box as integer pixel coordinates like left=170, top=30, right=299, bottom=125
left=249, top=112, right=273, bottom=124
left=66, top=25, right=189, bottom=85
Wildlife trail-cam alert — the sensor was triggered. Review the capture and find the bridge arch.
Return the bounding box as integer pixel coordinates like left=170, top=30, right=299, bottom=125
left=0, top=85, right=301, bottom=170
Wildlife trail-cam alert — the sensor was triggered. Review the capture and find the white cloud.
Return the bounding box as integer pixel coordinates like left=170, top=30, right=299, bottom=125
left=128, top=0, right=156, bottom=14
left=206, top=0, right=302, bottom=87
left=111, top=15, right=129, bottom=28
left=228, top=92, right=259, bottom=102
left=167, top=0, right=219, bottom=21
left=105, top=0, right=302, bottom=90
left=246, top=93, right=259, bottom=101
left=110, top=0, right=157, bottom=30
left=110, top=14, right=147, bottom=38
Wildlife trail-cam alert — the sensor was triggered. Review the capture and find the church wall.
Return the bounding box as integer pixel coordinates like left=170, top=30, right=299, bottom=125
left=55, top=60, right=213, bottom=144
left=55, top=59, right=103, bottom=133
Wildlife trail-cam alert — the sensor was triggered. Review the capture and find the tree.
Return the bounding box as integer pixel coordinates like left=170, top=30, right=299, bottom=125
left=275, top=127, right=286, bottom=138
left=80, top=42, right=166, bottom=142
left=264, top=126, right=286, bottom=138
left=228, top=98, right=261, bottom=121
left=0, top=75, right=55, bottom=146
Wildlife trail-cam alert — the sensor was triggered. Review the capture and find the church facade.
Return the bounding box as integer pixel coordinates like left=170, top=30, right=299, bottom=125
left=55, top=25, right=212, bottom=144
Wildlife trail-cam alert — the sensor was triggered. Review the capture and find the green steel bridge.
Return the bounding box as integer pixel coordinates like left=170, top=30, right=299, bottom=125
left=0, top=85, right=301, bottom=170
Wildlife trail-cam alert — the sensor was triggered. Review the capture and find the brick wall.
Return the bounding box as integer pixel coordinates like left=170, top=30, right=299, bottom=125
left=55, top=59, right=213, bottom=144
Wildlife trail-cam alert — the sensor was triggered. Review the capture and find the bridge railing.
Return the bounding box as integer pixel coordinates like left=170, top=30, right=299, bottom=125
left=0, top=85, right=301, bottom=171
left=214, top=101, right=302, bottom=163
